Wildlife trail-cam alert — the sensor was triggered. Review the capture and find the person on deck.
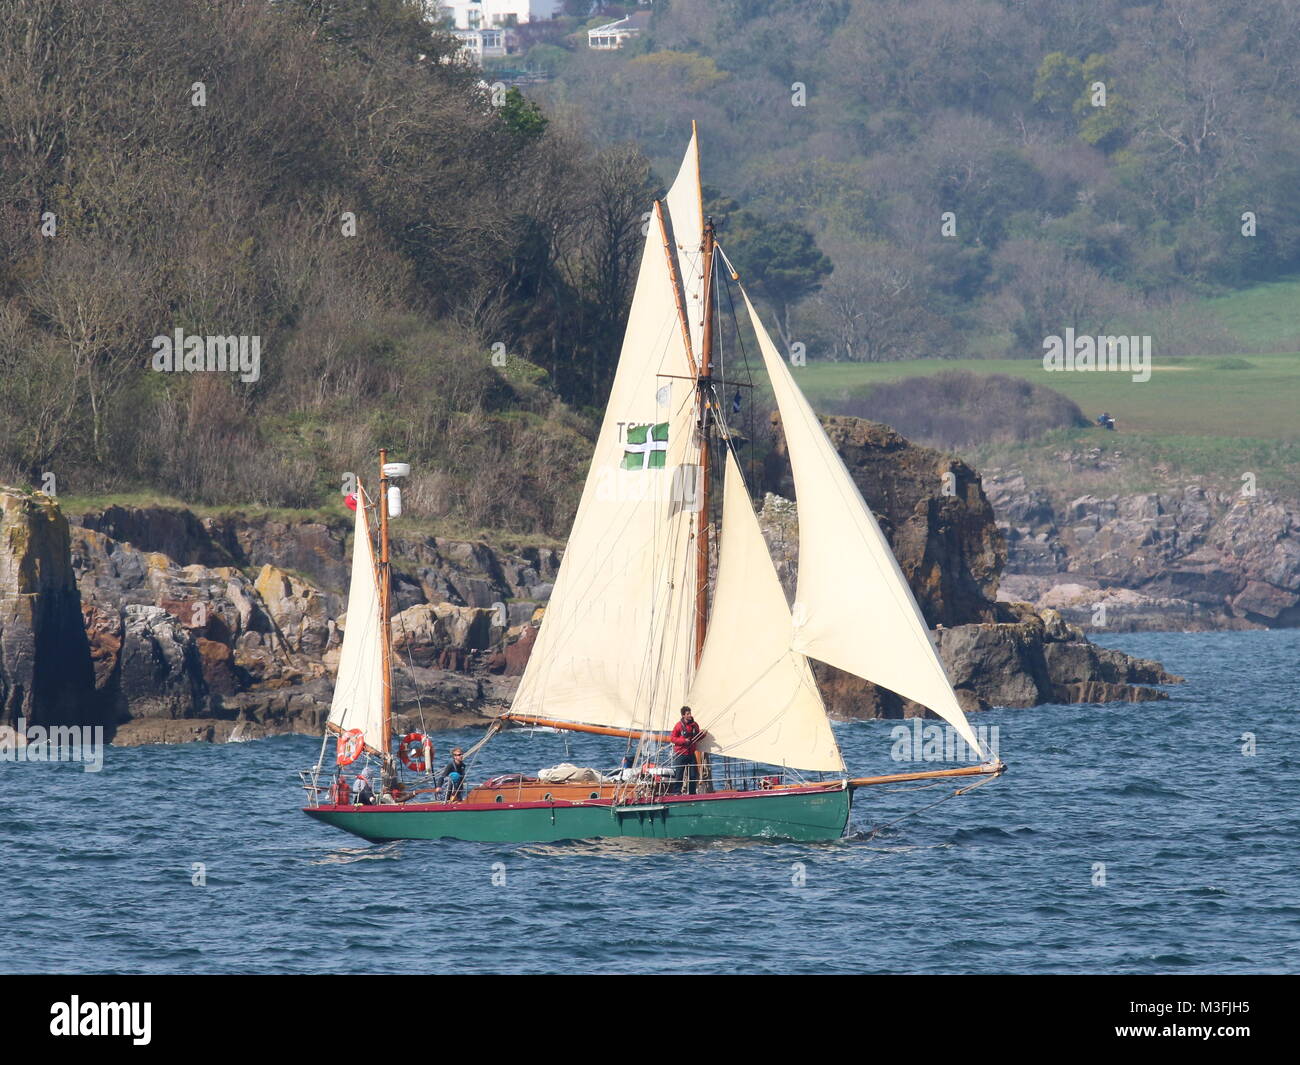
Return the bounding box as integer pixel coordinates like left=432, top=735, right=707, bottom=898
left=351, top=769, right=377, bottom=806
left=669, top=706, right=704, bottom=795
left=331, top=772, right=350, bottom=806
left=442, top=748, right=468, bottom=801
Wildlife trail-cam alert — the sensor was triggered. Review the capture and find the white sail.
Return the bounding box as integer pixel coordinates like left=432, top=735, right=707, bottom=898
left=685, top=451, right=845, bottom=772
left=509, top=200, right=700, bottom=734
left=664, top=123, right=706, bottom=359
left=741, top=289, right=985, bottom=757
left=327, top=492, right=386, bottom=754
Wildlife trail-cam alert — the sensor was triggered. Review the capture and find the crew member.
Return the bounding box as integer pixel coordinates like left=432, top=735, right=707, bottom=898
left=669, top=706, right=704, bottom=795
left=331, top=772, right=350, bottom=806
left=351, top=769, right=377, bottom=806
left=442, top=748, right=468, bottom=801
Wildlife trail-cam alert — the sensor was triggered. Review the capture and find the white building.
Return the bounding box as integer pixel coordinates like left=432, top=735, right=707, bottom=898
left=454, top=25, right=529, bottom=61
left=587, top=11, right=650, bottom=50
left=432, top=1, right=565, bottom=31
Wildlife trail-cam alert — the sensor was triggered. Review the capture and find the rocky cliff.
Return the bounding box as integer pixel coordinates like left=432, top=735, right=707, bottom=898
left=760, top=414, right=1178, bottom=717
left=986, top=467, right=1300, bottom=631
left=65, top=509, right=556, bottom=745
left=0, top=489, right=100, bottom=730
left=0, top=415, right=1182, bottom=746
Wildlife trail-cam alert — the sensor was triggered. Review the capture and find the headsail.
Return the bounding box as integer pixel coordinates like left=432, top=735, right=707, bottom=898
left=740, top=289, right=985, bottom=757
left=509, top=193, right=701, bottom=734
left=327, top=490, right=386, bottom=754
left=685, top=450, right=844, bottom=772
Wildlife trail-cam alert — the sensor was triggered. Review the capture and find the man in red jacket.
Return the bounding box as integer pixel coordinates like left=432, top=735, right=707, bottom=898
left=669, top=706, right=704, bottom=795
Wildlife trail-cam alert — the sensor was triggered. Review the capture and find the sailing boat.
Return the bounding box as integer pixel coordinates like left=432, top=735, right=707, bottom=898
left=301, top=126, right=1004, bottom=843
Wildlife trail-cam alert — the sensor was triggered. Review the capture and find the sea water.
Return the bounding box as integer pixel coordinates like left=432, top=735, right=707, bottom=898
left=1, top=630, right=1295, bottom=974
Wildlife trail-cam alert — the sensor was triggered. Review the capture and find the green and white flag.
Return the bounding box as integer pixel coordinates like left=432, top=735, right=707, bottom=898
left=622, top=422, right=668, bottom=470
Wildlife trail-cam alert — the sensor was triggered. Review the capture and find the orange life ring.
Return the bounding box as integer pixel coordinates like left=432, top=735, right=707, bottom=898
left=398, top=732, right=433, bottom=772
left=336, top=729, right=365, bottom=766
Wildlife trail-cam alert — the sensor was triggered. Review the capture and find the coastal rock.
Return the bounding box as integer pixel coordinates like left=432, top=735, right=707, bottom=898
left=985, top=471, right=1300, bottom=630
left=389, top=601, right=503, bottom=668
left=253, top=565, right=332, bottom=655
left=116, top=605, right=206, bottom=719
left=6, top=410, right=1189, bottom=748
left=0, top=489, right=99, bottom=729
left=764, top=414, right=1006, bottom=625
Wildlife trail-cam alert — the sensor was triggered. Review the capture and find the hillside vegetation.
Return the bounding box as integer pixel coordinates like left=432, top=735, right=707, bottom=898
left=535, top=0, right=1300, bottom=362
left=0, top=0, right=653, bottom=532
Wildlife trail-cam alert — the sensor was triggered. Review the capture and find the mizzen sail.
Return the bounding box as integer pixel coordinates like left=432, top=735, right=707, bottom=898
left=741, top=289, right=984, bottom=757
left=327, top=491, right=386, bottom=754
left=685, top=450, right=844, bottom=772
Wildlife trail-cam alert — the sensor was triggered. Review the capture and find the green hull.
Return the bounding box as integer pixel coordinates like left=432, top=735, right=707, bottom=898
left=304, top=784, right=851, bottom=844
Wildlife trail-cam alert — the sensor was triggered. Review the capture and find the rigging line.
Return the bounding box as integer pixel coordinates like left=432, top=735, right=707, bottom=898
left=862, top=771, right=1000, bottom=842
left=716, top=243, right=760, bottom=501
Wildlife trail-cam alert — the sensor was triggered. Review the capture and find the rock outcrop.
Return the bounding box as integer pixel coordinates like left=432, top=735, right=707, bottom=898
left=0, top=414, right=1184, bottom=746
left=764, top=415, right=1006, bottom=625
left=61, top=507, right=554, bottom=744
left=986, top=469, right=1300, bottom=631
left=759, top=414, right=1180, bottom=716
left=0, top=489, right=100, bottom=730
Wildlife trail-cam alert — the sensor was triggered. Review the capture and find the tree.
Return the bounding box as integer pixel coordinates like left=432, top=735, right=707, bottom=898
left=499, top=88, right=549, bottom=142
left=723, top=211, right=832, bottom=347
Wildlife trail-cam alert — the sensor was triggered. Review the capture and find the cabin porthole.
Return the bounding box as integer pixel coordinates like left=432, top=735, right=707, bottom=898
left=589, top=791, right=599, bottom=800
left=543, top=792, right=553, bottom=801
left=494, top=795, right=504, bottom=803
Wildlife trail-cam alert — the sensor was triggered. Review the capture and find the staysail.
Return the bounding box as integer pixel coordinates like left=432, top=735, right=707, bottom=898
left=741, top=289, right=985, bottom=757
left=685, top=450, right=845, bottom=772
left=327, top=490, right=386, bottom=754
left=508, top=195, right=701, bottom=734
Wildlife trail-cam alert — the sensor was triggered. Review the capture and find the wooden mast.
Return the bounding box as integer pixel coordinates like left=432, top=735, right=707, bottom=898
left=694, top=144, right=715, bottom=668
left=378, top=448, right=394, bottom=785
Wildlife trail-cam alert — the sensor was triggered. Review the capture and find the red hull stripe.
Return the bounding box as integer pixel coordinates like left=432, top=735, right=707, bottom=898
left=303, top=781, right=845, bottom=815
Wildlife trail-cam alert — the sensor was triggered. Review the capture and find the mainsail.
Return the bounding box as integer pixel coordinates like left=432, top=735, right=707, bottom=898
left=685, top=450, right=845, bottom=772
left=326, top=490, right=386, bottom=754
left=741, top=289, right=985, bottom=757
left=508, top=176, right=702, bottom=734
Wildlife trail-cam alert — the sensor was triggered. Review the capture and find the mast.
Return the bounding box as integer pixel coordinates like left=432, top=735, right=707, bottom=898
left=694, top=222, right=716, bottom=666
left=378, top=448, right=394, bottom=785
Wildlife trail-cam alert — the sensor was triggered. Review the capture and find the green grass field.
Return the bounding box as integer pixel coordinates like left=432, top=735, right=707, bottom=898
left=785, top=351, right=1300, bottom=440
left=739, top=266, right=1300, bottom=501
left=1202, top=275, right=1300, bottom=352
left=767, top=350, right=1299, bottom=499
